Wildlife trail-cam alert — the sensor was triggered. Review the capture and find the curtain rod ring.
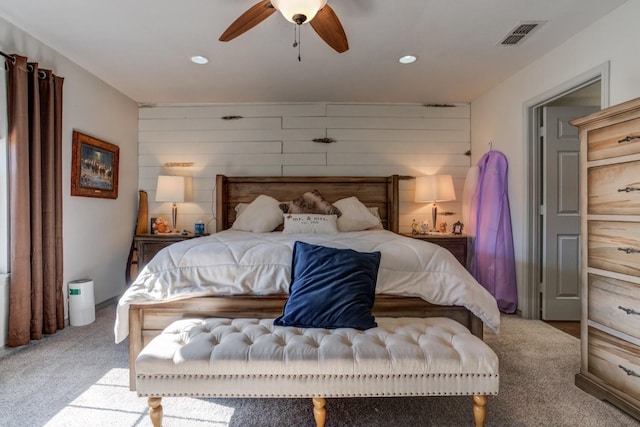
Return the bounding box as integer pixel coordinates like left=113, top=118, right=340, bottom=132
left=26, top=63, right=47, bottom=79
left=0, top=52, right=16, bottom=65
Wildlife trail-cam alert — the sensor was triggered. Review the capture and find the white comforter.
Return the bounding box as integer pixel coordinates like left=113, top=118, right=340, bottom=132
left=114, top=230, right=500, bottom=343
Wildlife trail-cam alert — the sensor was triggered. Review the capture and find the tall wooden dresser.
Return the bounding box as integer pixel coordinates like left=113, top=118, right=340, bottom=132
left=571, top=97, right=640, bottom=420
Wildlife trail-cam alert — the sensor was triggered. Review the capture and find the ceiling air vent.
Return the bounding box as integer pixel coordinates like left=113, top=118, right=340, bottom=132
left=499, top=21, right=545, bottom=46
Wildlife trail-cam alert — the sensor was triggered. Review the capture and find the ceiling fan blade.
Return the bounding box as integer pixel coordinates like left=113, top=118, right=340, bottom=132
left=219, top=0, right=276, bottom=42
left=309, top=5, right=349, bottom=53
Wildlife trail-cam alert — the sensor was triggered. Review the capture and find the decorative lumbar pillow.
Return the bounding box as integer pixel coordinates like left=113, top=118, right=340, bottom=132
left=280, top=190, right=342, bottom=217
left=333, top=196, right=382, bottom=231
left=231, top=195, right=283, bottom=232
left=282, top=214, right=338, bottom=234
left=274, top=241, right=380, bottom=330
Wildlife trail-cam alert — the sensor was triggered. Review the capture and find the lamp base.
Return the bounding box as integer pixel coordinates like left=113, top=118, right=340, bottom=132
left=171, top=203, right=178, bottom=233
left=431, top=203, right=438, bottom=232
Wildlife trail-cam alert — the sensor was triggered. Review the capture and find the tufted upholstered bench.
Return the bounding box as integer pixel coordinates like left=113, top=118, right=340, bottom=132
left=135, top=317, right=499, bottom=427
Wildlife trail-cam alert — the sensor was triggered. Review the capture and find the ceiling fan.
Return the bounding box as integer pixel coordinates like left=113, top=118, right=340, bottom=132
left=219, top=0, right=349, bottom=53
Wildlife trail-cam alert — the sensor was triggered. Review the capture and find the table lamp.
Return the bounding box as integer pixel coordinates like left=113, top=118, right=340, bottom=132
left=414, top=175, right=456, bottom=232
left=155, top=175, right=185, bottom=233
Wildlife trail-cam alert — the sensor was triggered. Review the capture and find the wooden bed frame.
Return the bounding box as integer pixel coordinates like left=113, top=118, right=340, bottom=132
left=128, top=175, right=482, bottom=389
left=214, top=174, right=400, bottom=232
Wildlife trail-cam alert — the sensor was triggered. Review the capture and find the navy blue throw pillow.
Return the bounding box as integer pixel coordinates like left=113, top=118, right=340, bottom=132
left=274, top=241, right=381, bottom=330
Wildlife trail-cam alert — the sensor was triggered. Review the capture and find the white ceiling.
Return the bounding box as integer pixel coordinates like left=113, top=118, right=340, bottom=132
left=0, top=0, right=627, bottom=105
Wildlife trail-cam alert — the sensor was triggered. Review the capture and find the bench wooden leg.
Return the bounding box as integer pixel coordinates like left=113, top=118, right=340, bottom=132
left=148, top=397, right=163, bottom=427
left=312, top=397, right=326, bottom=427
left=472, top=394, right=488, bottom=427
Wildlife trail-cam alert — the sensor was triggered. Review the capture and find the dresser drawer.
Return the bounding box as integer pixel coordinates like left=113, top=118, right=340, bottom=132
left=589, top=274, right=640, bottom=340
left=140, top=242, right=170, bottom=261
left=134, top=234, right=204, bottom=272
left=436, top=240, right=467, bottom=266
left=588, top=160, right=640, bottom=215
left=587, top=117, right=640, bottom=161
left=588, top=221, right=640, bottom=276
left=588, top=327, right=640, bottom=399
left=402, top=235, right=468, bottom=268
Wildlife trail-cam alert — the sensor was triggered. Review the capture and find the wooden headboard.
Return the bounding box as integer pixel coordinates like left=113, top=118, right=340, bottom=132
left=215, top=175, right=400, bottom=233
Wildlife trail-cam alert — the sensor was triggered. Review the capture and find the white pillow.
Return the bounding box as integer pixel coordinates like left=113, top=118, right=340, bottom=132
left=282, top=214, right=338, bottom=234
left=236, top=201, right=288, bottom=217
left=231, top=195, right=283, bottom=232
left=367, top=207, right=384, bottom=230
left=333, top=197, right=382, bottom=231
left=234, top=202, right=249, bottom=216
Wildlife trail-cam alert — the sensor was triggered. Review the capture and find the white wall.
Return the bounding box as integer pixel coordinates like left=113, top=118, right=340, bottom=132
left=470, top=0, right=640, bottom=314
left=0, top=15, right=139, bottom=341
left=139, top=103, right=471, bottom=234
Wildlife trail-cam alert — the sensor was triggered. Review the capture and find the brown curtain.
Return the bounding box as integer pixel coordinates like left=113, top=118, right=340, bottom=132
left=6, top=55, right=64, bottom=346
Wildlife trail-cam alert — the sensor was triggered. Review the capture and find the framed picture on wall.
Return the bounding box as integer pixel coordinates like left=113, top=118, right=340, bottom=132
left=71, top=130, right=119, bottom=199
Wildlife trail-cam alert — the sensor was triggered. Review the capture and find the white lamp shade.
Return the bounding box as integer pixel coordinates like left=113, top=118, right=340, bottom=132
left=271, top=0, right=327, bottom=24
left=155, top=176, right=185, bottom=202
left=415, top=175, right=456, bottom=203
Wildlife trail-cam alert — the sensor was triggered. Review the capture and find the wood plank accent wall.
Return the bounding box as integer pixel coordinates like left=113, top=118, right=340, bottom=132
left=138, top=103, right=470, bottom=234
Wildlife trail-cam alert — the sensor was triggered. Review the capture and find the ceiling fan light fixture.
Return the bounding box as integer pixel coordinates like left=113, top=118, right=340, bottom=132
left=271, top=0, right=327, bottom=24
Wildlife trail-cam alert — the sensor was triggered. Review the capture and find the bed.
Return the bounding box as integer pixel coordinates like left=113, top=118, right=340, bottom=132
left=117, top=175, right=500, bottom=390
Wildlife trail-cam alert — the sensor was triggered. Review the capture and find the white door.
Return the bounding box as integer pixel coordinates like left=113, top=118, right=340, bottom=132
left=541, top=106, right=598, bottom=320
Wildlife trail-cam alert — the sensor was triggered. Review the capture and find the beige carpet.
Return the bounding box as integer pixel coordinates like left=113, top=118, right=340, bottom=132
left=0, top=305, right=638, bottom=427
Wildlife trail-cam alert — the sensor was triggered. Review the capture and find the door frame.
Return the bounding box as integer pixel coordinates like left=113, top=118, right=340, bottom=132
left=521, top=62, right=610, bottom=319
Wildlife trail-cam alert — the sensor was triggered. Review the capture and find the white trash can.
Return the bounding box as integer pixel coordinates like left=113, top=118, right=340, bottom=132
left=68, top=279, right=95, bottom=326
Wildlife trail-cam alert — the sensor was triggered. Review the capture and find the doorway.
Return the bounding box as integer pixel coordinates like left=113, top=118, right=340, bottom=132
left=538, top=102, right=598, bottom=320
left=523, top=63, right=610, bottom=321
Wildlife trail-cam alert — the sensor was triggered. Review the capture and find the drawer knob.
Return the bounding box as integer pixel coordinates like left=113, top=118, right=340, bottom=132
left=618, top=365, right=640, bottom=378
left=618, top=305, right=640, bottom=316
left=618, top=135, right=640, bottom=143
left=617, top=186, right=640, bottom=193
left=617, top=247, right=640, bottom=254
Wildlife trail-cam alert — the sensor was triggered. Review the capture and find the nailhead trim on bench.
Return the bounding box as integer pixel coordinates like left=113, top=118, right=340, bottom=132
left=136, top=373, right=500, bottom=398
left=137, top=373, right=499, bottom=380
left=137, top=391, right=498, bottom=398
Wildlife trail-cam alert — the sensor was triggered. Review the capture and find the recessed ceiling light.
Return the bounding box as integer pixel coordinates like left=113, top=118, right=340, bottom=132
left=399, top=55, right=417, bottom=64
left=190, top=55, right=209, bottom=65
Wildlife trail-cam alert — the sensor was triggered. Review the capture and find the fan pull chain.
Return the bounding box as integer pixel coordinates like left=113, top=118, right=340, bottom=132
left=298, top=25, right=302, bottom=61
left=292, top=24, right=302, bottom=61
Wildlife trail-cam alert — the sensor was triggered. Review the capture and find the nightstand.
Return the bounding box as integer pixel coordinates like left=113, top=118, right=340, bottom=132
left=402, top=234, right=469, bottom=269
left=134, top=233, right=207, bottom=272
